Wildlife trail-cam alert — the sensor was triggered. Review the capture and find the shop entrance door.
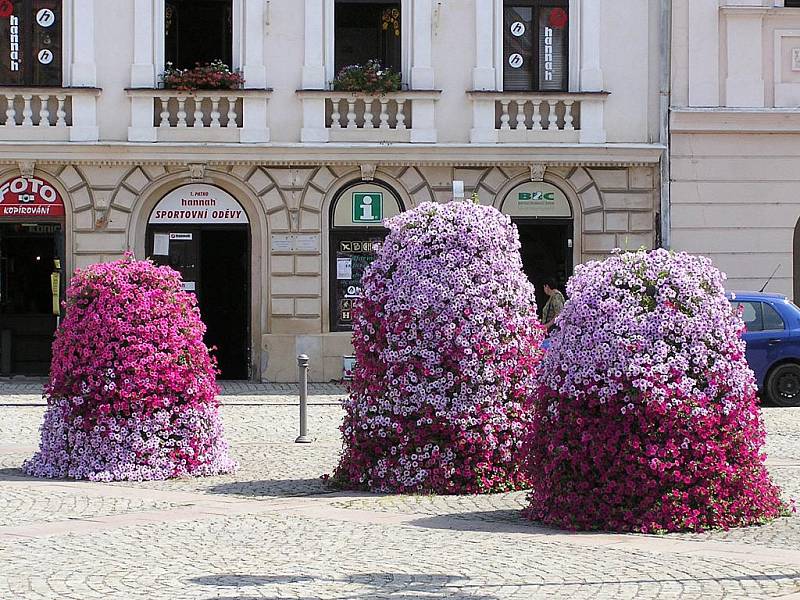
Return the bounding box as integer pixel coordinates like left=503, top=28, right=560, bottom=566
left=514, top=219, right=573, bottom=315
left=0, top=223, right=64, bottom=375
left=147, top=225, right=250, bottom=380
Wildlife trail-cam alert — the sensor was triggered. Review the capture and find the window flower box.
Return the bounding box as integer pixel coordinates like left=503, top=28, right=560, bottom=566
left=160, top=60, right=245, bottom=92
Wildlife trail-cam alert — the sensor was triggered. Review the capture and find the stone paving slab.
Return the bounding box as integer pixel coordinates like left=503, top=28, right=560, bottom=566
left=3, top=510, right=800, bottom=600
left=3, top=397, right=800, bottom=598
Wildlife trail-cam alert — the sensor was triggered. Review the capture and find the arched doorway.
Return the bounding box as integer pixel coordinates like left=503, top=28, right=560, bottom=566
left=328, top=180, right=404, bottom=332
left=0, top=175, right=66, bottom=375
left=146, top=183, right=251, bottom=379
left=500, top=180, right=574, bottom=312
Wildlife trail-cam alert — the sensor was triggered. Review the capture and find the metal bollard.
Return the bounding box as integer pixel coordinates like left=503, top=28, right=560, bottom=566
left=295, top=354, right=312, bottom=443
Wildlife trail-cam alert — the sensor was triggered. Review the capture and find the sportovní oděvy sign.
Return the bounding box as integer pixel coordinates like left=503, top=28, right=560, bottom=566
left=149, top=184, right=249, bottom=225
left=0, top=176, right=65, bottom=218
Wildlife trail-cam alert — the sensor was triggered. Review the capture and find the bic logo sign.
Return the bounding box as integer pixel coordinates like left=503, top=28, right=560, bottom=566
left=519, top=191, right=555, bottom=203
left=352, top=192, right=383, bottom=223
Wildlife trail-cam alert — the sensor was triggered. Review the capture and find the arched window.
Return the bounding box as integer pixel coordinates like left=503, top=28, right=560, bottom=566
left=329, top=180, right=403, bottom=332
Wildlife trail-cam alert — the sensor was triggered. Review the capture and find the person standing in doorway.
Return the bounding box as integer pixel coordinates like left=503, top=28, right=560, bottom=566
left=541, top=276, right=565, bottom=334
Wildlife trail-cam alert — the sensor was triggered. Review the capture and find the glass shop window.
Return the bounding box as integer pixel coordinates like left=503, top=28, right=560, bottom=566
left=334, top=0, right=402, bottom=75
left=0, top=0, right=62, bottom=86
left=165, top=0, right=233, bottom=70
left=503, top=0, right=568, bottom=91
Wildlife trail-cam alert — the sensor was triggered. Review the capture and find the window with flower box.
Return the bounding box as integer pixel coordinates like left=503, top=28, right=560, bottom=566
left=165, top=0, right=232, bottom=70
left=334, top=0, right=402, bottom=77
left=0, top=0, right=62, bottom=86
left=503, top=0, right=568, bottom=91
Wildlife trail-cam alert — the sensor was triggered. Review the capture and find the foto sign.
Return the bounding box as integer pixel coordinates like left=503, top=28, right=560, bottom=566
left=0, top=176, right=65, bottom=218
left=352, top=192, right=382, bottom=223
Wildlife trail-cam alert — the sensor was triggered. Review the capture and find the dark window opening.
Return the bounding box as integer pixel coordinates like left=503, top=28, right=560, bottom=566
left=165, top=0, right=233, bottom=70
left=334, top=0, right=401, bottom=75
left=786, top=1, right=800, bottom=7
left=0, top=0, right=62, bottom=86
left=503, top=1, right=568, bottom=91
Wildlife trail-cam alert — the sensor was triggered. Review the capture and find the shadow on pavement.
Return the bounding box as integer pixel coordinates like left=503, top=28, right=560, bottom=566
left=192, top=572, right=491, bottom=600
left=205, top=477, right=336, bottom=498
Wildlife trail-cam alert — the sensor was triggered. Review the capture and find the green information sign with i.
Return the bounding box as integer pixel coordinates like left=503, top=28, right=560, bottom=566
left=352, top=192, right=383, bottom=223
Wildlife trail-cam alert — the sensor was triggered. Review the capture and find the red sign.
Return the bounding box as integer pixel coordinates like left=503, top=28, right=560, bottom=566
left=0, top=1, right=13, bottom=19
left=0, top=176, right=65, bottom=219
left=549, top=7, right=568, bottom=29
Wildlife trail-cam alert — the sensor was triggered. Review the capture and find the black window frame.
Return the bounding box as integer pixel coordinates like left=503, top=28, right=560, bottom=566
left=328, top=179, right=403, bottom=333
left=333, top=0, right=403, bottom=77
left=503, top=0, right=569, bottom=92
left=0, top=0, right=62, bottom=87
left=164, top=0, right=234, bottom=71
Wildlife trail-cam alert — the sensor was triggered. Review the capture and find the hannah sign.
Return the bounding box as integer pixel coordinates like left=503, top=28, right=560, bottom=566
left=149, top=184, right=249, bottom=224
left=0, top=176, right=65, bottom=218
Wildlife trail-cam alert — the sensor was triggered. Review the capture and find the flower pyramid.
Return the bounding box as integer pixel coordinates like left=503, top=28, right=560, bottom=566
left=524, top=249, right=784, bottom=532
left=24, top=255, right=237, bottom=481
left=332, top=201, right=544, bottom=494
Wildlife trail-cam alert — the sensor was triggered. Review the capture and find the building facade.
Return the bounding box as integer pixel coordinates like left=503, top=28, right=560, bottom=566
left=0, top=0, right=663, bottom=381
left=670, top=0, right=800, bottom=298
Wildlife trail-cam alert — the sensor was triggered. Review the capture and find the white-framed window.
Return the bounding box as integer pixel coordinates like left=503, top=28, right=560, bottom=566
left=324, top=0, right=411, bottom=87
left=493, top=0, right=580, bottom=92
left=154, top=0, right=243, bottom=79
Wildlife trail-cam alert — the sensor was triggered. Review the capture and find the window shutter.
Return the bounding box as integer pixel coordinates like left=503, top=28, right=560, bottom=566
left=31, top=0, right=61, bottom=86
left=503, top=5, right=534, bottom=91
left=0, top=0, right=61, bottom=86
left=0, top=2, right=25, bottom=85
left=538, top=6, right=568, bottom=91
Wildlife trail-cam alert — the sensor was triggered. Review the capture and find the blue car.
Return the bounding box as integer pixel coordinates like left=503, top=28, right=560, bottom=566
left=728, top=291, right=800, bottom=407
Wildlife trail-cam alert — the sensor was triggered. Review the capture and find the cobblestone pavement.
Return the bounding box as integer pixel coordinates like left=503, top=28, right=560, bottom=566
left=4, top=386, right=800, bottom=599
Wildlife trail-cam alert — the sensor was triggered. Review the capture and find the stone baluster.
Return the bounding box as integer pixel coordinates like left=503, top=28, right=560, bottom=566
left=176, top=97, right=188, bottom=127
left=5, top=94, right=16, bottom=127
left=55, top=95, right=67, bottom=127
left=345, top=99, right=357, bottom=129
left=226, top=96, right=238, bottom=128
left=330, top=97, right=342, bottom=128
left=192, top=96, right=205, bottom=128
left=515, top=100, right=527, bottom=130
left=547, top=100, right=559, bottom=130
left=21, top=95, right=33, bottom=127
left=379, top=98, right=390, bottom=129
left=363, top=97, right=374, bottom=129
left=531, top=100, right=543, bottom=131
left=38, top=95, right=51, bottom=127
left=564, top=100, right=575, bottom=131
left=499, top=99, right=511, bottom=130
left=158, top=96, right=171, bottom=127
left=210, top=96, right=221, bottom=128
left=395, top=99, right=406, bottom=130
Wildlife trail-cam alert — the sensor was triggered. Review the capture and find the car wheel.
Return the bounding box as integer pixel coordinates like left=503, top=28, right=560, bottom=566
left=766, top=363, right=800, bottom=407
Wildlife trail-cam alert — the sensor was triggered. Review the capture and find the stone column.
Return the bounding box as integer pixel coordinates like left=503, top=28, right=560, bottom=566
left=724, top=7, right=766, bottom=107
left=580, top=0, right=603, bottom=91
left=130, top=0, right=156, bottom=87
left=411, top=0, right=434, bottom=89
left=688, top=0, right=720, bottom=107
left=70, top=0, right=96, bottom=86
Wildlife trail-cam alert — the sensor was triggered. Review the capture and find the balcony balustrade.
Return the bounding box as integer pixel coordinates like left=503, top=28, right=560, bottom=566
left=468, top=91, right=609, bottom=144
left=297, top=90, right=441, bottom=143
left=127, top=89, right=272, bottom=143
left=0, top=87, right=101, bottom=142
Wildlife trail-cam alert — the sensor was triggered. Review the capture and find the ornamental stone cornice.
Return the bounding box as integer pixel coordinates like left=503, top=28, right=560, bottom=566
left=0, top=143, right=664, bottom=168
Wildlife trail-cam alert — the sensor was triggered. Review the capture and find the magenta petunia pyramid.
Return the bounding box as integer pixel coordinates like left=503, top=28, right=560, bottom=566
left=332, top=200, right=545, bottom=494
left=24, top=254, right=237, bottom=482
left=524, top=249, right=785, bottom=532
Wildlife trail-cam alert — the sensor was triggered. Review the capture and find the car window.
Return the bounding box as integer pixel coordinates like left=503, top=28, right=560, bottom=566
left=762, top=303, right=785, bottom=331
left=733, top=301, right=763, bottom=332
